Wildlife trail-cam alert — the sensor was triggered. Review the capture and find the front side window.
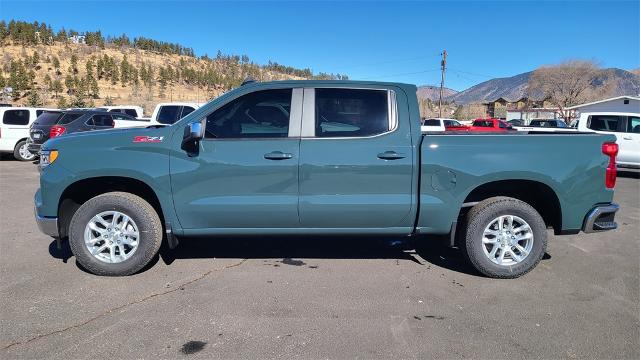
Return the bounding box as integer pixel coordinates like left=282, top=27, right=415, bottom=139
left=124, top=109, right=138, bottom=117
left=2, top=110, right=30, bottom=125
left=315, top=88, right=389, bottom=137
left=157, top=106, right=182, bottom=124
left=423, top=119, right=440, bottom=126
left=111, top=114, right=131, bottom=120
left=628, top=116, right=640, bottom=133
left=444, top=120, right=460, bottom=127
left=205, top=89, right=292, bottom=139
left=588, top=115, right=622, bottom=132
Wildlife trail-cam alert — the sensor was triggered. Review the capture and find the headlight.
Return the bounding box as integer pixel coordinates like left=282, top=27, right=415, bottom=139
left=39, top=150, right=59, bottom=168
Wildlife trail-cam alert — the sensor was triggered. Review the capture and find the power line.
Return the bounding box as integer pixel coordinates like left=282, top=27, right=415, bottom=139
left=361, top=68, right=441, bottom=80
left=448, top=68, right=496, bottom=79
left=341, top=53, right=442, bottom=70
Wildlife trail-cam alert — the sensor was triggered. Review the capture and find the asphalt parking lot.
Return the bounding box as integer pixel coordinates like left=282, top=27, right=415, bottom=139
left=0, top=159, right=638, bottom=359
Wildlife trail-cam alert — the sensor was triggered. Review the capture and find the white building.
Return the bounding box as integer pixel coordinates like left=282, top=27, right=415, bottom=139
left=566, top=95, right=640, bottom=115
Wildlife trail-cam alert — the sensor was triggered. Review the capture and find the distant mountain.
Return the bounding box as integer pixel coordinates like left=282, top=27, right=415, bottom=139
left=447, top=68, right=640, bottom=104
left=416, top=85, right=458, bottom=101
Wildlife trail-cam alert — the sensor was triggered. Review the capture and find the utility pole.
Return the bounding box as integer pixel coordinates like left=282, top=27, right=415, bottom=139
left=438, top=50, right=447, bottom=118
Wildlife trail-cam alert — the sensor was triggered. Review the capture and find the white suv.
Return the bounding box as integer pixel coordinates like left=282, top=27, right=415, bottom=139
left=577, top=112, right=640, bottom=169
left=0, top=107, right=57, bottom=161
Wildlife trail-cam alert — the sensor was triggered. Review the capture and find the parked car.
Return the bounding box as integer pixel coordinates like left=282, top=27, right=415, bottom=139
left=421, top=118, right=445, bottom=132
left=468, top=118, right=514, bottom=132
left=443, top=119, right=469, bottom=131
left=507, top=119, right=524, bottom=126
left=576, top=112, right=640, bottom=169
left=97, top=105, right=145, bottom=119
left=514, top=119, right=577, bottom=133
left=0, top=107, right=56, bottom=161
left=27, top=110, right=137, bottom=155
left=35, top=80, right=619, bottom=279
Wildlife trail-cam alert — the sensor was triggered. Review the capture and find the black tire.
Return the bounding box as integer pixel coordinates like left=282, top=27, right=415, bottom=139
left=13, top=140, right=35, bottom=161
left=461, top=196, right=547, bottom=279
left=68, top=192, right=163, bottom=276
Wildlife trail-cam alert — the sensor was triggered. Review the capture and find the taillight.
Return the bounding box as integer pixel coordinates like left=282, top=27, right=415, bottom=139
left=602, top=142, right=618, bottom=189
left=49, top=125, right=66, bottom=138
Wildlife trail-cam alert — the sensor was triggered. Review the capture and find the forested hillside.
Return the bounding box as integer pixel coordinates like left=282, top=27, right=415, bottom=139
left=0, top=20, right=348, bottom=113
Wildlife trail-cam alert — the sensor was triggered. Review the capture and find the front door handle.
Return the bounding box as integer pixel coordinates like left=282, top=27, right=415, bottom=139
left=377, top=151, right=406, bottom=160
left=622, top=136, right=632, bottom=140
left=264, top=151, right=293, bottom=160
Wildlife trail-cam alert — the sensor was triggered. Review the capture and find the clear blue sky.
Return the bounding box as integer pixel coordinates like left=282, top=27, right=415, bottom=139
left=1, top=0, right=638, bottom=90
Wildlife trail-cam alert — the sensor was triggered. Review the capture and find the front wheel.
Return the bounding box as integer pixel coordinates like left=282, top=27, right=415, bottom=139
left=13, top=140, right=36, bottom=161
left=461, top=196, right=547, bottom=278
left=68, top=192, right=163, bottom=276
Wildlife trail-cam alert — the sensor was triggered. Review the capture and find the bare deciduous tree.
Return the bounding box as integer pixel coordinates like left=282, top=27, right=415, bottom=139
left=527, top=60, right=616, bottom=120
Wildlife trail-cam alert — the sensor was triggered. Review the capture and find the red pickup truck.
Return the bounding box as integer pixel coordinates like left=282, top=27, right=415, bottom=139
left=469, top=118, right=514, bottom=132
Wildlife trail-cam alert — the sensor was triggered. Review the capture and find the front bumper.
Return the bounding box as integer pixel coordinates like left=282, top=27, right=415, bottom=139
left=582, top=203, right=619, bottom=233
left=34, top=207, right=59, bottom=237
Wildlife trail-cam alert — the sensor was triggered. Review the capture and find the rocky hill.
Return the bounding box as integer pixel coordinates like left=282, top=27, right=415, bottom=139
left=447, top=68, right=640, bottom=104
left=416, top=85, right=458, bottom=101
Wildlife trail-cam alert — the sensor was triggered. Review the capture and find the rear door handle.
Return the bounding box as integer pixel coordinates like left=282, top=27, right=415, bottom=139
left=623, top=136, right=632, bottom=140
left=264, top=151, right=293, bottom=160
left=377, top=151, right=406, bottom=160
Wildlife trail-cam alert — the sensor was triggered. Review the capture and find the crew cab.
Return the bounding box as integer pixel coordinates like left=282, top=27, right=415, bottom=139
left=34, top=80, right=619, bottom=278
left=576, top=112, right=640, bottom=168
left=468, top=118, right=514, bottom=132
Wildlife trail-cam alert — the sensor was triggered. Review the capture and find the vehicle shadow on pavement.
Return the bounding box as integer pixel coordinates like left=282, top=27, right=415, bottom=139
left=158, top=235, right=487, bottom=277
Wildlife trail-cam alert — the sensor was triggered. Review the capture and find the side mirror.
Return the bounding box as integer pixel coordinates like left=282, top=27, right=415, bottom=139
left=181, top=120, right=205, bottom=156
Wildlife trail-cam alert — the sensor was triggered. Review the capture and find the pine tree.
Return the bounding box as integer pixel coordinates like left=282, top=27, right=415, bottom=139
left=51, top=79, right=63, bottom=98
left=69, top=54, right=78, bottom=75
left=52, top=56, right=61, bottom=75
left=56, top=95, right=68, bottom=109
left=120, top=55, right=130, bottom=86
left=26, top=91, right=43, bottom=106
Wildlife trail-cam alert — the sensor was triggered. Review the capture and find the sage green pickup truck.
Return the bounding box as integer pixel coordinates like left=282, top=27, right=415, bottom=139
left=34, top=80, right=619, bottom=278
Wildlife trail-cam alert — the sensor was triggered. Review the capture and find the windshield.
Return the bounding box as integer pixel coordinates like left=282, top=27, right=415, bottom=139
left=34, top=112, right=62, bottom=125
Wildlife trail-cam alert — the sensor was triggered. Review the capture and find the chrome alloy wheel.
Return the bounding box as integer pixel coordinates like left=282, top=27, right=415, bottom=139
left=19, top=143, right=35, bottom=160
left=482, top=215, right=534, bottom=266
left=84, top=211, right=139, bottom=263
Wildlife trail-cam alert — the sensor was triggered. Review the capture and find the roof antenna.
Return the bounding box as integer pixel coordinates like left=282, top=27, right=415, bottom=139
left=241, top=77, right=257, bottom=86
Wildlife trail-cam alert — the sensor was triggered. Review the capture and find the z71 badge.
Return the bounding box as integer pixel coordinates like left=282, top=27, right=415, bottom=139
left=133, top=136, right=164, bottom=143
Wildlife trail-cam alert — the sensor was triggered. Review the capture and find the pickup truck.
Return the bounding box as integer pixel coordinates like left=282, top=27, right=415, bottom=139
left=34, top=80, right=620, bottom=278
left=576, top=112, right=640, bottom=169
left=514, top=119, right=577, bottom=133
left=468, top=118, right=514, bottom=132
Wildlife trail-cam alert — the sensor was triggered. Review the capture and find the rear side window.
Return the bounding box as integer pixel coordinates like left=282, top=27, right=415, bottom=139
left=2, top=109, right=30, bottom=125
left=89, top=115, right=114, bottom=127
left=315, top=88, right=389, bottom=137
left=423, top=119, right=440, bottom=126
left=628, top=116, right=640, bottom=133
left=111, top=114, right=132, bottom=120
left=588, top=115, right=623, bottom=132
left=157, top=106, right=181, bottom=124
left=443, top=120, right=460, bottom=127
left=181, top=106, right=195, bottom=118
left=57, top=113, right=84, bottom=125
left=124, top=109, right=138, bottom=117
left=35, top=112, right=62, bottom=125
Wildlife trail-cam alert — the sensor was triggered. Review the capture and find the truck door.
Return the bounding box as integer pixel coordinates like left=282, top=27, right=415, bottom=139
left=170, top=88, right=303, bottom=230
left=298, top=87, right=415, bottom=231
left=620, top=115, right=640, bottom=167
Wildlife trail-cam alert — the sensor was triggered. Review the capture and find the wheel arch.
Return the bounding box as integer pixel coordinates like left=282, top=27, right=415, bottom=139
left=57, top=176, right=166, bottom=239
left=460, top=179, right=562, bottom=234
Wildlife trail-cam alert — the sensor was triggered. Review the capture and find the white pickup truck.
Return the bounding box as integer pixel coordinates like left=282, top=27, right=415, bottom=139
left=576, top=112, right=640, bottom=169
left=112, top=102, right=204, bottom=128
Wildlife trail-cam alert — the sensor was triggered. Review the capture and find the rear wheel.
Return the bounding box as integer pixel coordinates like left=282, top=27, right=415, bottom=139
left=461, top=196, right=547, bottom=278
left=68, top=192, right=163, bottom=276
left=13, top=140, right=35, bottom=161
